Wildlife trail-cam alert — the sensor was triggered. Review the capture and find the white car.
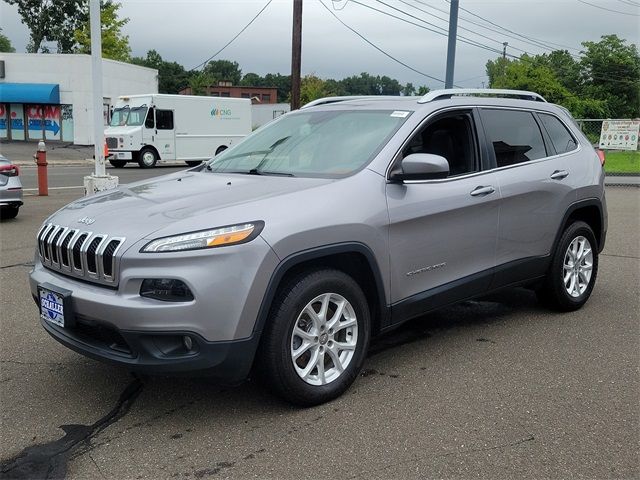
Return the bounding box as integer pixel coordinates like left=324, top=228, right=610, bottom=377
left=0, top=154, right=23, bottom=219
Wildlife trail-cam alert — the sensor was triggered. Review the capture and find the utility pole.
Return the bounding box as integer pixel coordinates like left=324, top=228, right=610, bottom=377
left=502, top=42, right=508, bottom=59
left=83, top=0, right=118, bottom=195
left=444, top=0, right=459, bottom=89
left=290, top=0, right=303, bottom=110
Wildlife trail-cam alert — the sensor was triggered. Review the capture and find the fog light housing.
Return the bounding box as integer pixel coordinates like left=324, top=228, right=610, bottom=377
left=140, top=279, right=194, bottom=302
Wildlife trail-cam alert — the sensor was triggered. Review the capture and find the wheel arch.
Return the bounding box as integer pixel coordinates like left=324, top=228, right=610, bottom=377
left=554, top=198, right=605, bottom=254
left=253, top=243, right=389, bottom=339
left=140, top=144, right=160, bottom=160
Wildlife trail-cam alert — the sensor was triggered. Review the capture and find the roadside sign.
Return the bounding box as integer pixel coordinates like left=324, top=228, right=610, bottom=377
left=598, top=120, right=639, bottom=151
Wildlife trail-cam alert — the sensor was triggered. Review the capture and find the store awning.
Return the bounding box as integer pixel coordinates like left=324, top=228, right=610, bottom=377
left=0, top=83, right=60, bottom=104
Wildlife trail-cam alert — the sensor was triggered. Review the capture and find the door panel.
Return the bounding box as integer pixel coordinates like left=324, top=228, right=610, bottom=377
left=386, top=172, right=500, bottom=305
left=154, top=109, right=176, bottom=159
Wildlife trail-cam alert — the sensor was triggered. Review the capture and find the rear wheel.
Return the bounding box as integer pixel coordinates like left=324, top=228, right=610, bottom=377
left=185, top=160, right=202, bottom=167
left=109, top=160, right=126, bottom=168
left=257, top=269, right=370, bottom=406
left=0, top=206, right=19, bottom=220
left=138, top=148, right=158, bottom=168
left=215, top=145, right=228, bottom=156
left=536, top=221, right=598, bottom=311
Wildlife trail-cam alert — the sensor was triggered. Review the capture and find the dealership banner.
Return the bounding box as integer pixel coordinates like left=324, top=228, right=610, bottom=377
left=598, top=120, right=640, bottom=151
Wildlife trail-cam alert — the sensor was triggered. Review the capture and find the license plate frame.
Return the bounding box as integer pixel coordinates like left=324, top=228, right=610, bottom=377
left=38, top=283, right=75, bottom=328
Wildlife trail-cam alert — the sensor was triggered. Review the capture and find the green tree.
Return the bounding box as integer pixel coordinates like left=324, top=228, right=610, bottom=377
left=131, top=50, right=191, bottom=93
left=240, top=72, right=266, bottom=87
left=416, top=85, right=430, bottom=95
left=189, top=71, right=214, bottom=96
left=0, top=28, right=16, bottom=52
left=264, top=73, right=292, bottom=103
left=203, top=59, right=242, bottom=85
left=579, top=35, right=640, bottom=118
left=299, top=74, right=337, bottom=105
left=402, top=82, right=415, bottom=96
left=73, top=1, right=131, bottom=62
left=6, top=0, right=84, bottom=53
left=339, top=73, right=402, bottom=95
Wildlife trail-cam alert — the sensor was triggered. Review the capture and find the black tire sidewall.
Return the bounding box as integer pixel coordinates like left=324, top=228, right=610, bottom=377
left=261, top=269, right=371, bottom=406
left=548, top=221, right=599, bottom=310
left=109, top=160, right=126, bottom=168
left=138, top=148, right=157, bottom=168
left=0, top=206, right=19, bottom=220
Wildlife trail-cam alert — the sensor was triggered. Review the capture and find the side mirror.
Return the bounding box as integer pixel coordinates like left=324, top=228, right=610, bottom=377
left=389, top=153, right=449, bottom=182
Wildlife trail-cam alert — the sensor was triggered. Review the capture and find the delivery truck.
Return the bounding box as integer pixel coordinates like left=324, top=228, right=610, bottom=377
left=104, top=94, right=252, bottom=168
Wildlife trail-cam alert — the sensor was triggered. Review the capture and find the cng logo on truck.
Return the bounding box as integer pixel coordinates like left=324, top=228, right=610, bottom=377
left=211, top=107, right=232, bottom=118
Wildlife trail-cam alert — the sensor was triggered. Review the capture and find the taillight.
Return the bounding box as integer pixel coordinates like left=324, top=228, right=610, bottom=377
left=595, top=149, right=606, bottom=167
left=0, top=164, right=19, bottom=177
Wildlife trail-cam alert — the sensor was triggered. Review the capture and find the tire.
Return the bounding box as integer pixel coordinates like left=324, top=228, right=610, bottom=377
left=109, top=160, right=126, bottom=168
left=138, top=148, right=158, bottom=168
left=185, top=161, right=202, bottom=167
left=215, top=146, right=228, bottom=156
left=536, top=221, right=598, bottom=311
left=0, top=206, right=19, bottom=220
left=257, top=269, right=371, bottom=406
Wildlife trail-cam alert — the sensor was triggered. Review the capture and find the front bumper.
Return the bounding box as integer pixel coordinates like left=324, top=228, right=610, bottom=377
left=39, top=315, right=259, bottom=382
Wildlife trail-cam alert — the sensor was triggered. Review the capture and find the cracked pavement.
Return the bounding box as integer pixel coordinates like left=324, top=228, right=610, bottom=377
left=1, top=187, right=638, bottom=479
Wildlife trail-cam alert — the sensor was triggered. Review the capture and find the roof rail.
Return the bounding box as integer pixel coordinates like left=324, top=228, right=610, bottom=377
left=418, top=88, right=547, bottom=104
left=301, top=95, right=410, bottom=109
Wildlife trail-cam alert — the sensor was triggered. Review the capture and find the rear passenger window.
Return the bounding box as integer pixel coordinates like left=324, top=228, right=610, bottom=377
left=156, top=110, right=174, bottom=130
left=481, top=109, right=547, bottom=167
left=538, top=113, right=577, bottom=154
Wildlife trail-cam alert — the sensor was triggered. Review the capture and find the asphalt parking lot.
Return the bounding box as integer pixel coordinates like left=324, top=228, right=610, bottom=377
left=1, top=186, right=638, bottom=479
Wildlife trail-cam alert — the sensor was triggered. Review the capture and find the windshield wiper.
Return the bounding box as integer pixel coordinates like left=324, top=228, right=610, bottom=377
left=247, top=169, right=295, bottom=177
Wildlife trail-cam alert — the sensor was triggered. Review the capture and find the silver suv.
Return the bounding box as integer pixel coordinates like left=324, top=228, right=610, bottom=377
left=30, top=89, right=607, bottom=405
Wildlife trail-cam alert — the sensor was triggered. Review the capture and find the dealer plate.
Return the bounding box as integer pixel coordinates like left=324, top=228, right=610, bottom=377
left=38, top=285, right=69, bottom=327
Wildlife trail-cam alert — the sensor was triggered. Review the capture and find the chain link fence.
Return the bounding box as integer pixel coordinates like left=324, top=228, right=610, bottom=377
left=575, top=119, right=604, bottom=145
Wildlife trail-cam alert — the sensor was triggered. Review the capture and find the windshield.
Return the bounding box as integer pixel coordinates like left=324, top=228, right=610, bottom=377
left=205, top=109, right=410, bottom=178
left=109, top=106, right=148, bottom=127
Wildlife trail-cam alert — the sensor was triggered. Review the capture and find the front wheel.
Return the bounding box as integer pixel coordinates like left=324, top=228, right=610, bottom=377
left=109, top=159, right=126, bottom=168
left=257, top=269, right=371, bottom=406
left=536, top=221, right=598, bottom=311
left=137, top=148, right=158, bottom=168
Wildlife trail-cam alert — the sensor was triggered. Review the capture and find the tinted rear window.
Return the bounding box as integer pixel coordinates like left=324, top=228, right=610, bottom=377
left=481, top=109, right=547, bottom=167
left=538, top=113, right=577, bottom=154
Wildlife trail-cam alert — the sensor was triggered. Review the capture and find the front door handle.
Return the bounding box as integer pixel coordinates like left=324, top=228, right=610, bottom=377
left=550, top=170, right=569, bottom=180
left=470, top=185, right=495, bottom=197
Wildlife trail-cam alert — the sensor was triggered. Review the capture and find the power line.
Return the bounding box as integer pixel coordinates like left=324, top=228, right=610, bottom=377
left=408, top=0, right=582, bottom=58
left=188, top=0, right=273, bottom=71
left=615, top=0, right=640, bottom=6
left=576, top=0, right=640, bottom=16
left=318, top=0, right=449, bottom=84
left=443, top=0, right=583, bottom=53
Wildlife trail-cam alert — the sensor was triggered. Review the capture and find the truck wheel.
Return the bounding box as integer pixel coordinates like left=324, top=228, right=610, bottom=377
left=215, top=146, right=227, bottom=155
left=0, top=206, right=19, bottom=220
left=536, top=221, right=598, bottom=311
left=257, top=269, right=371, bottom=406
left=185, top=161, right=202, bottom=167
left=138, top=148, right=158, bottom=168
left=109, top=160, right=126, bottom=168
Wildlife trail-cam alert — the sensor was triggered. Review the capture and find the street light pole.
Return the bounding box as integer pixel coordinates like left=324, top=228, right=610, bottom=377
left=444, top=0, right=459, bottom=89
left=290, top=0, right=303, bottom=110
left=84, top=0, right=118, bottom=195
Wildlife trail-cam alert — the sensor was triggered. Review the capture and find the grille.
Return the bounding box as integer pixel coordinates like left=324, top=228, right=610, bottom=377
left=106, top=137, right=118, bottom=149
left=37, top=223, right=125, bottom=286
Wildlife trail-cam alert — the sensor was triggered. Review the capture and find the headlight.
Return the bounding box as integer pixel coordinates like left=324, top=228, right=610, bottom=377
left=141, top=222, right=263, bottom=253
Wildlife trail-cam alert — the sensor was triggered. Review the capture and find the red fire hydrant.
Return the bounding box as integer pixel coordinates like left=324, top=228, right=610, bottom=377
left=35, top=139, right=48, bottom=196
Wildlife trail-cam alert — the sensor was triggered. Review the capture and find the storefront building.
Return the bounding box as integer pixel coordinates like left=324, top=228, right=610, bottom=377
left=0, top=53, right=158, bottom=145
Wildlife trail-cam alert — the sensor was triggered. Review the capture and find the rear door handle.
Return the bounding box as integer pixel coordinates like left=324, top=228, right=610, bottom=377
left=550, top=170, right=569, bottom=180
left=470, top=185, right=495, bottom=197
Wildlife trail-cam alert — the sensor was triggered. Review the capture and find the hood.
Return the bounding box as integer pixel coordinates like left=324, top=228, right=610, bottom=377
left=104, top=126, right=141, bottom=136
left=49, top=170, right=333, bottom=239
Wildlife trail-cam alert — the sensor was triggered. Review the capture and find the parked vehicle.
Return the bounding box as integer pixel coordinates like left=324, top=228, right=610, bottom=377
left=0, top=154, right=23, bottom=219
left=30, top=89, right=607, bottom=405
left=105, top=94, right=252, bottom=168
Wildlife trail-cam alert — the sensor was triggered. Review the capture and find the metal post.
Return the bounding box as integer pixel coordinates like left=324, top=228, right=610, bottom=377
left=290, top=0, right=303, bottom=110
left=35, top=140, right=48, bottom=196
left=502, top=42, right=508, bottom=59
left=83, top=0, right=118, bottom=195
left=444, top=0, right=459, bottom=89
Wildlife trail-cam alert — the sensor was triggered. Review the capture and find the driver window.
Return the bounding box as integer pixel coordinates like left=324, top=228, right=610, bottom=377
left=145, top=107, right=155, bottom=129
left=402, top=112, right=478, bottom=177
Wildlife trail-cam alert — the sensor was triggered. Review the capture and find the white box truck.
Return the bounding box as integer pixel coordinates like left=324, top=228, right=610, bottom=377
left=104, top=94, right=252, bottom=168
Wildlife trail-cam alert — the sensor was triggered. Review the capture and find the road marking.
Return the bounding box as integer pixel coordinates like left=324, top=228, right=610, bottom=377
left=24, top=185, right=84, bottom=192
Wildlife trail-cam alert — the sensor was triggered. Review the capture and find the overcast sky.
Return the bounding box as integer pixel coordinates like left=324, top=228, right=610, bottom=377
left=1, top=0, right=638, bottom=89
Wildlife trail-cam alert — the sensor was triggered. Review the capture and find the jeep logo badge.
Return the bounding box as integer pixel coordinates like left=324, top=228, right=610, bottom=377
left=77, top=216, right=96, bottom=225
